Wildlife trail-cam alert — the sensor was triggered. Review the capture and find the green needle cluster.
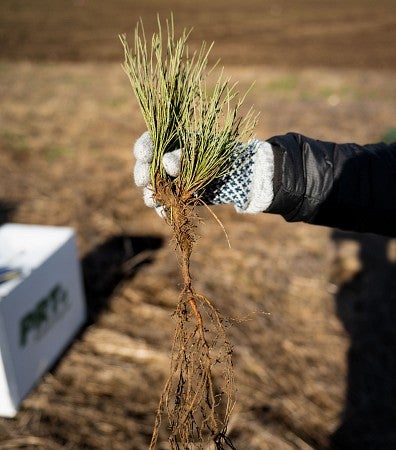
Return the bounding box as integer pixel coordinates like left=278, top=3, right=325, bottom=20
left=120, top=16, right=257, bottom=201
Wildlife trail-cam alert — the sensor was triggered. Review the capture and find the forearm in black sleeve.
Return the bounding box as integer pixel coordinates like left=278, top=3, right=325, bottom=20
left=266, top=132, right=396, bottom=237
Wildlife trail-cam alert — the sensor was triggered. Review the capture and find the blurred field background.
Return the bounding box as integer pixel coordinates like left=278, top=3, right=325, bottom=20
left=1, top=1, right=396, bottom=449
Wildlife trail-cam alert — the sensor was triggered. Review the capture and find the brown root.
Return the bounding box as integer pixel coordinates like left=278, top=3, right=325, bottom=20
left=149, top=181, right=236, bottom=450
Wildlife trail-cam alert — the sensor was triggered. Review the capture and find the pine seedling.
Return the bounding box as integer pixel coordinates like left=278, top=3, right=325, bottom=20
left=121, top=17, right=256, bottom=450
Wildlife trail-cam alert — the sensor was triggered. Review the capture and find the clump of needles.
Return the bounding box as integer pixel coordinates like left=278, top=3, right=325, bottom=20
left=120, top=17, right=256, bottom=450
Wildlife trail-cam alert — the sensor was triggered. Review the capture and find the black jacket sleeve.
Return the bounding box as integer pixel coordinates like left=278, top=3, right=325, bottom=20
left=266, top=133, right=396, bottom=237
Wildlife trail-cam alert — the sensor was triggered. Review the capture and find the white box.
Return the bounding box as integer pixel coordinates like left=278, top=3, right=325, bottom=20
left=0, top=223, right=86, bottom=417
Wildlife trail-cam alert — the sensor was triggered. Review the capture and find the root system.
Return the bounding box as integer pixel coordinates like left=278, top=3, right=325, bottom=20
left=149, top=182, right=236, bottom=450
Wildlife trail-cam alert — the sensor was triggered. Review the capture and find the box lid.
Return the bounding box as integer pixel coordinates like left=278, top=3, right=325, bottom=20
left=0, top=224, right=75, bottom=299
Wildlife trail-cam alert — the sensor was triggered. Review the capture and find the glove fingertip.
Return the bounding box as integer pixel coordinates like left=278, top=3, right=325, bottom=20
left=134, top=131, right=154, bottom=163
left=134, top=161, right=151, bottom=187
left=162, top=149, right=182, bottom=177
left=155, top=205, right=166, bottom=219
left=143, top=186, right=157, bottom=208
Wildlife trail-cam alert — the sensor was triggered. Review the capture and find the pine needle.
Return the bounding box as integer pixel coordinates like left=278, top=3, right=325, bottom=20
left=120, top=16, right=257, bottom=202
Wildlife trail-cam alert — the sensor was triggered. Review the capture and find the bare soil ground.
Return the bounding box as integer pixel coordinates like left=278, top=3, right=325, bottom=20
left=1, top=0, right=396, bottom=69
left=1, top=2, right=396, bottom=449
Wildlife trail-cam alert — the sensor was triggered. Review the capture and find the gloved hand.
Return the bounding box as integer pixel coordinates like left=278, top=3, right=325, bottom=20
left=133, top=131, right=274, bottom=215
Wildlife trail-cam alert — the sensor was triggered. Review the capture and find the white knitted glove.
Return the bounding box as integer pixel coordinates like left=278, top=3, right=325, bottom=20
left=133, top=131, right=274, bottom=215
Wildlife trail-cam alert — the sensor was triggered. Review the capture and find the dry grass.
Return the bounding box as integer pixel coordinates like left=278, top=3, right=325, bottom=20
left=1, top=5, right=396, bottom=448
left=1, top=59, right=396, bottom=449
